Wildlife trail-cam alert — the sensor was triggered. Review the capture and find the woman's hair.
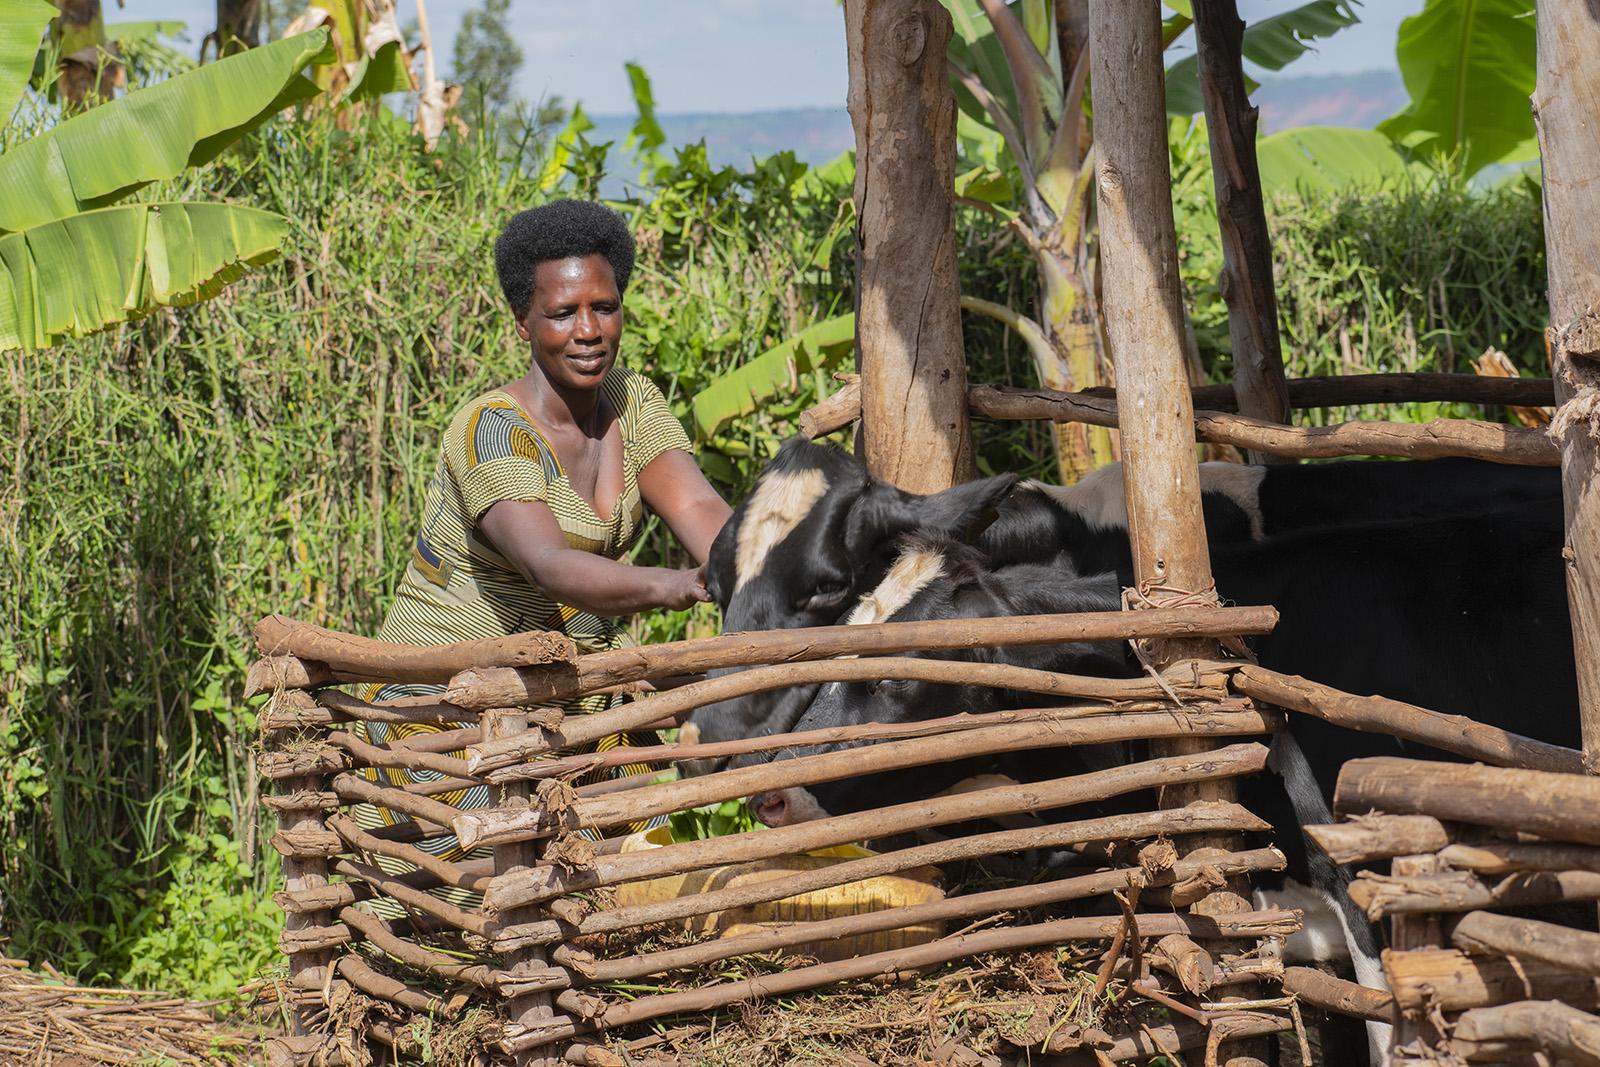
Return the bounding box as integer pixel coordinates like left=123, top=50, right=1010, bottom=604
left=494, top=200, right=636, bottom=315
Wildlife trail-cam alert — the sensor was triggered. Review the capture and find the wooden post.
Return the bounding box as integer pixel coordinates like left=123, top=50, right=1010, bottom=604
left=485, top=709, right=560, bottom=1067
left=1533, top=0, right=1600, bottom=772
left=276, top=730, right=336, bottom=1040
left=845, top=0, right=974, bottom=492
left=1192, top=0, right=1291, bottom=459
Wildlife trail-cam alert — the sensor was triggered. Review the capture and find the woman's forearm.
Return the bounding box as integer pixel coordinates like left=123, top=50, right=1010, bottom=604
left=516, top=547, right=686, bottom=617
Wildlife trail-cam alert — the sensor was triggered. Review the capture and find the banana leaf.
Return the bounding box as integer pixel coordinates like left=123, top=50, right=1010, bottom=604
left=1, top=0, right=55, bottom=121
left=1166, top=0, right=1359, bottom=116
left=0, top=201, right=288, bottom=351
left=1257, top=126, right=1409, bottom=194
left=691, top=313, right=856, bottom=438
left=343, top=5, right=411, bottom=102
left=1378, top=0, right=1537, bottom=178
left=0, top=29, right=329, bottom=234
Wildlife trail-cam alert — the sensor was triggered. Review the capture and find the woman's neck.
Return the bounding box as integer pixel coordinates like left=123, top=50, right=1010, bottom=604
left=516, top=366, right=603, bottom=437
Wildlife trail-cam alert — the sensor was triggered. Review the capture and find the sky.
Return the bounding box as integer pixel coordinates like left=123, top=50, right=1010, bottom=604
left=131, top=0, right=1423, bottom=115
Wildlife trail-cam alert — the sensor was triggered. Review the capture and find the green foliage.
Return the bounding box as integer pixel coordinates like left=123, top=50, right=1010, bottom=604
left=451, top=0, right=522, bottom=114
left=690, top=313, right=855, bottom=439
left=1379, top=0, right=1538, bottom=177
left=668, top=799, right=760, bottom=842
left=0, top=0, right=55, bottom=119
left=1165, top=0, right=1361, bottom=115
left=1255, top=125, right=1410, bottom=194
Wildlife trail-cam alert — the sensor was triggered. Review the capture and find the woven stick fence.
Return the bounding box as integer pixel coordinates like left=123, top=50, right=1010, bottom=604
left=1303, top=757, right=1600, bottom=1064
left=252, top=604, right=1391, bottom=1065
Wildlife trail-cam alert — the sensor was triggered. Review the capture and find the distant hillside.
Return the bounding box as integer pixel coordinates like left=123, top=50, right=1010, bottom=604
left=1252, top=70, right=1407, bottom=133
left=581, top=71, right=1407, bottom=191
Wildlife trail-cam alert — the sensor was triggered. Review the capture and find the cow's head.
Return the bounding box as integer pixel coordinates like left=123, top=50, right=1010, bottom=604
left=741, top=536, right=1134, bottom=828
left=686, top=440, right=1019, bottom=760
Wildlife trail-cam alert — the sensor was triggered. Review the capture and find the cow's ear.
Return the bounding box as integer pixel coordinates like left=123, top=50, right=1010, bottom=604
left=917, top=473, right=1020, bottom=541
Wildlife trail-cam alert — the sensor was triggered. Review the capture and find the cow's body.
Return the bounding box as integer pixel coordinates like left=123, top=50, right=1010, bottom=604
left=693, top=441, right=1576, bottom=1066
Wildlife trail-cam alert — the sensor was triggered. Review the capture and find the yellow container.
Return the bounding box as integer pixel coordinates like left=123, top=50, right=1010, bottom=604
left=612, top=826, right=946, bottom=962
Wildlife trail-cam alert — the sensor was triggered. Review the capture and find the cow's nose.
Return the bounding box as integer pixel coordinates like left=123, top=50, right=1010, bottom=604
left=752, top=791, right=789, bottom=827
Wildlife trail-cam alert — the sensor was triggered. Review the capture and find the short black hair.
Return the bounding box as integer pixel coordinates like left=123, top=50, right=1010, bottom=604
left=494, top=200, right=636, bottom=316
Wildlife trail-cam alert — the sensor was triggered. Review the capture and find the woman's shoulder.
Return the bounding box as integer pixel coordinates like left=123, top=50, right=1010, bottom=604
left=442, top=389, right=557, bottom=477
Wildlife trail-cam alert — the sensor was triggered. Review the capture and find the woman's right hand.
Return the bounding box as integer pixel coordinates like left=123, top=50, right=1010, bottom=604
left=656, top=565, right=711, bottom=611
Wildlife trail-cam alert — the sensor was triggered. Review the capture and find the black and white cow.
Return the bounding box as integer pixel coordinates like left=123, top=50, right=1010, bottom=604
left=694, top=440, right=1575, bottom=1065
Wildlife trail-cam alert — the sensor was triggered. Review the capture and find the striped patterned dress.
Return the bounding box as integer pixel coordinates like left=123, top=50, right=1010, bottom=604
left=353, top=366, right=691, bottom=910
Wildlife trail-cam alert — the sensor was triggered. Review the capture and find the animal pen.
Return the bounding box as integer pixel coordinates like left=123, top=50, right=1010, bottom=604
left=250, top=1, right=1600, bottom=1064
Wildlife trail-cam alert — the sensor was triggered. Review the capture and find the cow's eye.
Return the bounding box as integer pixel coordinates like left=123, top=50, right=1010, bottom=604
left=800, top=583, right=850, bottom=611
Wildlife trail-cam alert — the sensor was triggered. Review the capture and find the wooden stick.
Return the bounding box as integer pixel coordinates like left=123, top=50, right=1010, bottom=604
left=1452, top=911, right=1600, bottom=978
left=245, top=655, right=335, bottom=697
left=1233, top=666, right=1584, bottom=774
left=442, top=607, right=1279, bottom=710
left=500, top=910, right=1303, bottom=1052
left=317, top=688, right=480, bottom=725
left=335, top=954, right=450, bottom=1016
left=1352, top=867, right=1600, bottom=920
left=269, top=828, right=342, bottom=859
left=465, top=656, right=1236, bottom=771
left=1384, top=947, right=1600, bottom=1015
left=554, top=844, right=1285, bottom=985
left=1146, top=933, right=1214, bottom=995
left=486, top=749, right=1269, bottom=912
left=457, top=714, right=1274, bottom=850
left=337, top=909, right=499, bottom=989
left=796, top=374, right=1557, bottom=439
left=1303, top=814, right=1451, bottom=866
left=1280, top=966, right=1393, bottom=1023
left=279, top=923, right=352, bottom=954
left=484, top=699, right=1233, bottom=784
left=1440, top=839, right=1600, bottom=876
left=969, top=384, right=1560, bottom=465
left=1335, top=757, right=1600, bottom=845
left=257, top=747, right=345, bottom=781
left=263, top=790, right=341, bottom=814
left=330, top=858, right=493, bottom=937
left=1452, top=1000, right=1600, bottom=1064
left=330, top=772, right=464, bottom=829
left=255, top=614, right=576, bottom=682
left=497, top=804, right=1274, bottom=948
left=326, top=814, right=490, bottom=893
left=326, top=730, right=472, bottom=779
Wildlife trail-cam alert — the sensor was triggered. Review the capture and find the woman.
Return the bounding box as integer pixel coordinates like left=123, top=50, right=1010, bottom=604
left=354, top=200, right=731, bottom=905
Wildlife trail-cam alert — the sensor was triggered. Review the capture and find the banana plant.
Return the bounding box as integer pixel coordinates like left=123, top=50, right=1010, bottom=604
left=942, top=0, right=1361, bottom=483
left=0, top=23, right=330, bottom=351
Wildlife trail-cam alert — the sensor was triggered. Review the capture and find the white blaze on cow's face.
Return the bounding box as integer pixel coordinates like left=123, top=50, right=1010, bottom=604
left=844, top=545, right=946, bottom=626
left=732, top=468, right=831, bottom=592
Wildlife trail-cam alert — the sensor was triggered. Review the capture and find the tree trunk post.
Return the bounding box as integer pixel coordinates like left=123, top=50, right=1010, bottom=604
left=209, top=0, right=262, bottom=57
left=1193, top=0, right=1291, bottom=461
left=1533, top=0, right=1600, bottom=773
left=845, top=0, right=974, bottom=493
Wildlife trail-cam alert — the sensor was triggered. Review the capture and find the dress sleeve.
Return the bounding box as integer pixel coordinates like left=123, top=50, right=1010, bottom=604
left=446, top=403, right=556, bottom=523
left=626, top=373, right=693, bottom=471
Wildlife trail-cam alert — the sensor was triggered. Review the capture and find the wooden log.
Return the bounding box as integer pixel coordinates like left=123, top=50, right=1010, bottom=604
left=257, top=747, right=346, bottom=780
left=1453, top=1000, right=1600, bottom=1064
left=1193, top=0, right=1289, bottom=456
left=326, top=730, right=472, bottom=779
left=265, top=1035, right=344, bottom=1067
left=497, top=803, right=1273, bottom=948
left=330, top=858, right=493, bottom=937
left=337, top=907, right=501, bottom=989
left=796, top=374, right=1558, bottom=440
left=279, top=923, right=352, bottom=954
left=1303, top=814, right=1450, bottom=866
left=1354, top=866, right=1600, bottom=920
left=844, top=0, right=972, bottom=492
left=1534, top=0, right=1600, bottom=773
left=330, top=772, right=464, bottom=829
left=456, top=713, right=1273, bottom=850
left=1385, top=947, right=1600, bottom=1015
left=1452, top=911, right=1600, bottom=978
left=326, top=814, right=490, bottom=893
left=1280, top=966, right=1393, bottom=1023
left=1233, top=666, right=1585, bottom=774
left=442, top=607, right=1279, bottom=710
left=336, top=954, right=450, bottom=1017
left=488, top=760, right=1267, bottom=913
left=466, top=656, right=1235, bottom=771
left=263, top=790, right=341, bottom=814
left=275, top=882, right=365, bottom=914
left=317, top=688, right=481, bottom=726
left=274, top=721, right=337, bottom=1039
left=269, top=828, right=343, bottom=860
left=1335, top=757, right=1600, bottom=845
left=970, top=384, right=1560, bottom=466
left=1146, top=933, right=1214, bottom=995
left=500, top=910, right=1303, bottom=1052
left=389, top=725, right=482, bottom=754
left=554, top=844, right=1286, bottom=985
left=245, top=655, right=335, bottom=697
left=255, top=614, right=576, bottom=684
left=1440, top=839, right=1600, bottom=876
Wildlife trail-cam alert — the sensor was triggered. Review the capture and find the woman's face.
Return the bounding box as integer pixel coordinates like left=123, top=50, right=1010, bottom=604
left=516, top=253, right=624, bottom=392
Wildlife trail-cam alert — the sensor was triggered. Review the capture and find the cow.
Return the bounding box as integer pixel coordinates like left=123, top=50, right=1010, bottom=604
left=689, top=438, right=1562, bottom=760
